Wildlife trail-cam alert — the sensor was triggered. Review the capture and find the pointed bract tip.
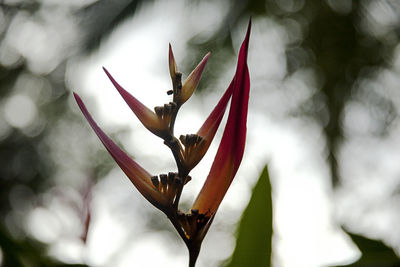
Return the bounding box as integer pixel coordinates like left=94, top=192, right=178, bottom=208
left=102, top=68, right=167, bottom=137
left=73, top=92, right=83, bottom=104
left=246, top=19, right=251, bottom=40
left=240, top=19, right=251, bottom=60
left=102, top=66, right=111, bottom=77
left=169, top=43, right=178, bottom=81
left=180, top=52, right=210, bottom=104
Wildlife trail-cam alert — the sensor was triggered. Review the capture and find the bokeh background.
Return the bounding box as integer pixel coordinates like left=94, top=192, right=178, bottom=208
left=1, top=0, right=400, bottom=266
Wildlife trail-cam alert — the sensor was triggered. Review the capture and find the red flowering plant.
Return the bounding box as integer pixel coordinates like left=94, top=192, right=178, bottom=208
left=74, top=20, right=251, bottom=267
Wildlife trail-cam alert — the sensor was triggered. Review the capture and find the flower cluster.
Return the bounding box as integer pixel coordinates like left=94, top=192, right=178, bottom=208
left=74, top=20, right=251, bottom=266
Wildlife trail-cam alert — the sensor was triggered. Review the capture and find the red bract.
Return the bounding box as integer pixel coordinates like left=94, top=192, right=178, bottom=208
left=192, top=21, right=251, bottom=216
left=102, top=67, right=170, bottom=138
left=74, top=93, right=170, bottom=210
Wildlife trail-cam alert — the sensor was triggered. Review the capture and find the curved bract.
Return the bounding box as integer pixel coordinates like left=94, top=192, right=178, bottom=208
left=74, top=93, right=169, bottom=209
left=103, top=68, right=170, bottom=138
left=192, top=20, right=251, bottom=216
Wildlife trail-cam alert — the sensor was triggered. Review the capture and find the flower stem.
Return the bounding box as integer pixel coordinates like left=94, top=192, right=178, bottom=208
left=165, top=209, right=187, bottom=243
left=188, top=242, right=200, bottom=267
left=163, top=68, right=203, bottom=267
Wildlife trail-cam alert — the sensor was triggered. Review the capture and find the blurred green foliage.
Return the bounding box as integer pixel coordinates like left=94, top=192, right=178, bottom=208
left=0, top=225, right=88, bottom=267
left=333, top=230, right=400, bottom=267
left=223, top=165, right=272, bottom=267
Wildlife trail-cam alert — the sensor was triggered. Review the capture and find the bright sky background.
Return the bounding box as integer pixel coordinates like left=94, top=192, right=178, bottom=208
left=65, top=1, right=361, bottom=266
left=3, top=1, right=400, bottom=266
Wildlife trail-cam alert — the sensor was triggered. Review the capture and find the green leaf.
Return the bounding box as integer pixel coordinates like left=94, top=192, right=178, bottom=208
left=223, top=165, right=273, bottom=267
left=332, top=229, right=400, bottom=267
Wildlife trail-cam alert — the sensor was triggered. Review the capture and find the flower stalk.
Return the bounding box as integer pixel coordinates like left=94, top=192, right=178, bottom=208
left=74, top=20, right=251, bottom=267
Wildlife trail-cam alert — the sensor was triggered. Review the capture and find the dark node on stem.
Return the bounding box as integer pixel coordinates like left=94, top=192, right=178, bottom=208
left=174, top=176, right=182, bottom=185
left=173, top=139, right=181, bottom=149
left=167, top=90, right=173, bottom=95
left=184, top=175, right=191, bottom=185
left=191, top=209, right=199, bottom=215
left=163, top=139, right=174, bottom=150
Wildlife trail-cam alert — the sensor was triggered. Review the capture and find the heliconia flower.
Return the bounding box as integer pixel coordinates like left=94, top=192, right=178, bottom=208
left=73, top=93, right=171, bottom=210
left=168, top=44, right=210, bottom=105
left=102, top=68, right=170, bottom=139
left=180, top=53, right=210, bottom=104
left=192, top=20, right=251, bottom=217
left=73, top=19, right=251, bottom=267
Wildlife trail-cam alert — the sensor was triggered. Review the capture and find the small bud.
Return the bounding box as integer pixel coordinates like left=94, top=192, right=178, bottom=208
left=151, top=176, right=159, bottom=187
left=164, top=103, right=171, bottom=114
left=190, top=134, right=197, bottom=145
left=160, top=174, right=168, bottom=187
left=168, top=172, right=176, bottom=184
left=154, top=106, right=163, bottom=116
